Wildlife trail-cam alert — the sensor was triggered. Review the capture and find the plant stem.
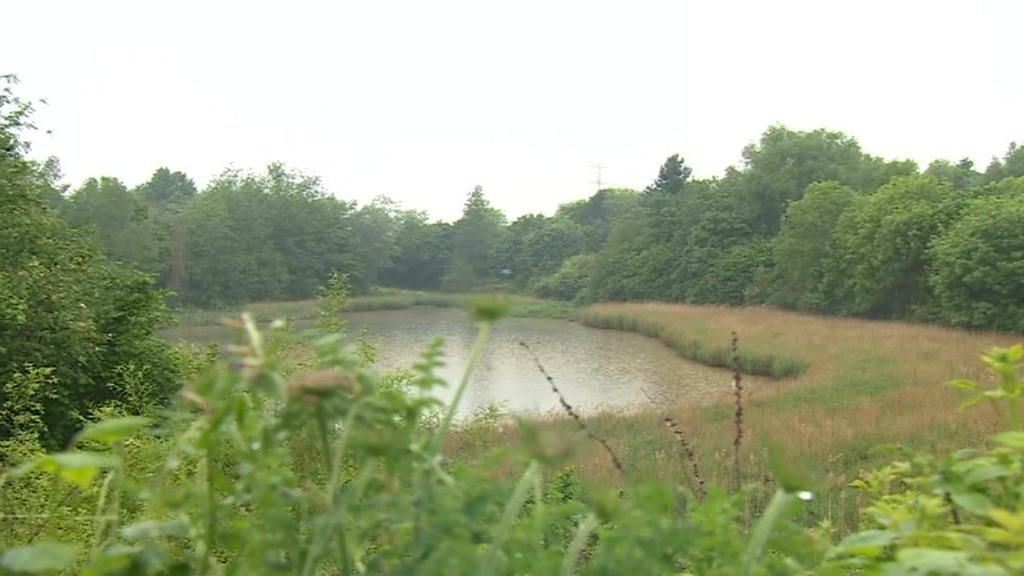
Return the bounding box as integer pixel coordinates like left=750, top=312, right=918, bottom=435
left=490, top=462, right=541, bottom=561
left=200, top=444, right=217, bottom=576
left=431, top=321, right=492, bottom=454
left=1008, top=398, right=1022, bottom=430
left=559, top=513, right=597, bottom=576
left=315, top=404, right=334, bottom=482
left=742, top=489, right=795, bottom=576
left=90, top=471, right=115, bottom=554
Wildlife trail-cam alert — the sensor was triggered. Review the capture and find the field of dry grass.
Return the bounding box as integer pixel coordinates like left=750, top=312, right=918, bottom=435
left=581, top=303, right=1017, bottom=453
left=448, top=302, right=1022, bottom=533
left=170, top=296, right=1022, bottom=533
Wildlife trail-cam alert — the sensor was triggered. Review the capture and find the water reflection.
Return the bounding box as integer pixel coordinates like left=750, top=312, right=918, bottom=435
left=166, top=307, right=746, bottom=417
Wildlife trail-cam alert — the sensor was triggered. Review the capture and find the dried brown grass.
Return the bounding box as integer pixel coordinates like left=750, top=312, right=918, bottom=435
left=448, top=302, right=1021, bottom=532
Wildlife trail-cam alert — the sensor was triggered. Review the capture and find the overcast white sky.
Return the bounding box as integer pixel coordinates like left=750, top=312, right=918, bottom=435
left=6, top=0, right=1023, bottom=220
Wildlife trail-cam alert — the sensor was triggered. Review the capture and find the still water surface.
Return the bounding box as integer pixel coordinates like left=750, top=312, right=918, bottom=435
left=165, top=307, right=745, bottom=417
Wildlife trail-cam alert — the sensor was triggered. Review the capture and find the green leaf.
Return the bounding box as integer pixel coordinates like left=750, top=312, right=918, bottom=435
left=950, top=379, right=978, bottom=390
left=1008, top=344, right=1024, bottom=363
left=893, top=548, right=1006, bottom=575
left=959, top=395, right=982, bottom=410
left=0, top=542, right=79, bottom=573
left=962, top=463, right=1011, bottom=485
left=765, top=441, right=824, bottom=493
left=36, top=452, right=121, bottom=488
left=74, top=416, right=150, bottom=445
left=994, top=431, right=1024, bottom=450
left=949, top=491, right=994, bottom=515
left=121, top=518, right=190, bottom=541
left=832, top=529, right=897, bottom=557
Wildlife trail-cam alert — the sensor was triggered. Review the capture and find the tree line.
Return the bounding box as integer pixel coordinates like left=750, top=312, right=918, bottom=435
left=47, top=125, right=1024, bottom=331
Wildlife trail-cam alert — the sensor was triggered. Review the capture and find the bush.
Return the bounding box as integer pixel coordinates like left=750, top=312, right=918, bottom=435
left=1, top=105, right=179, bottom=449
left=532, top=253, right=597, bottom=301
left=930, top=180, right=1024, bottom=331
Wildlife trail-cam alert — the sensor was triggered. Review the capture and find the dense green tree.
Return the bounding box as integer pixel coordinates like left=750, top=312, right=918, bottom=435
left=445, top=186, right=506, bottom=290
left=381, top=214, right=452, bottom=290
left=137, top=167, right=197, bottom=205
left=736, top=126, right=916, bottom=233
left=495, top=214, right=585, bottom=289
left=350, top=196, right=402, bottom=290
left=556, top=188, right=639, bottom=252
left=669, top=183, right=760, bottom=303
left=768, top=182, right=859, bottom=311
left=647, top=154, right=692, bottom=195
left=929, top=178, right=1024, bottom=331
left=533, top=253, right=598, bottom=301
left=180, top=165, right=357, bottom=305
left=132, top=168, right=197, bottom=293
left=1, top=79, right=177, bottom=448
left=63, top=176, right=163, bottom=273
left=982, top=142, right=1024, bottom=183
left=12, top=87, right=1022, bottom=335
left=925, top=158, right=981, bottom=190
left=824, top=175, right=964, bottom=318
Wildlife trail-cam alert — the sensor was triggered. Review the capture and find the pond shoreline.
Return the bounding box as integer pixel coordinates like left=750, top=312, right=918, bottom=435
left=169, top=293, right=804, bottom=380
left=167, top=306, right=745, bottom=417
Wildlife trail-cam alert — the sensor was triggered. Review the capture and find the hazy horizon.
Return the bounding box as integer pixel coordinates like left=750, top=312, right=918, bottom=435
left=7, top=0, right=1023, bottom=220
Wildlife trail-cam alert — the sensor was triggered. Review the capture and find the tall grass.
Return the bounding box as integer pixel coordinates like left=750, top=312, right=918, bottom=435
left=452, top=302, right=1022, bottom=534
left=576, top=308, right=808, bottom=378
left=172, top=291, right=576, bottom=327
left=5, top=304, right=1024, bottom=573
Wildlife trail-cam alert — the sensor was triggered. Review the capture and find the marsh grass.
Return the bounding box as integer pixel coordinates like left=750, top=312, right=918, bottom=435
left=450, top=302, right=1021, bottom=534
left=172, top=292, right=575, bottom=327
left=166, top=298, right=1021, bottom=538
left=6, top=303, right=1024, bottom=572
left=576, top=308, right=808, bottom=378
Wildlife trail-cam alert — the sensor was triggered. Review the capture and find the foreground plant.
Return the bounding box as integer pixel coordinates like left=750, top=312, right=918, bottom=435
left=2, top=318, right=1023, bottom=574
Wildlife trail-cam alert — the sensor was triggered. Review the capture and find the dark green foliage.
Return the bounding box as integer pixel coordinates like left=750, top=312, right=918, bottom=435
left=496, top=214, right=585, bottom=289
left=767, top=182, right=859, bottom=311
left=136, top=167, right=197, bottom=206
left=63, top=176, right=163, bottom=274
left=533, top=254, right=598, bottom=301
left=930, top=179, right=1024, bottom=331
left=925, top=157, right=983, bottom=190
left=180, top=164, right=359, bottom=305
left=556, top=188, right=639, bottom=252
left=824, top=175, right=965, bottom=318
left=647, top=153, right=692, bottom=195
left=0, top=80, right=177, bottom=449
left=381, top=215, right=453, bottom=290
left=982, top=142, right=1024, bottom=184
left=737, top=126, right=917, bottom=234
left=445, top=186, right=508, bottom=290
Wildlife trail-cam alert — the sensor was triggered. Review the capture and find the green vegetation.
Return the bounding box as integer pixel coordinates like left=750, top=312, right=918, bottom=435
left=43, top=119, right=1024, bottom=333
left=576, top=309, right=807, bottom=378
left=172, top=291, right=576, bottom=327
left=0, top=78, right=179, bottom=451
left=5, top=306, right=1024, bottom=574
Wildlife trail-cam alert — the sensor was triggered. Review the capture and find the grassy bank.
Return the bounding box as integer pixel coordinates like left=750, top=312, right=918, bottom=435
left=577, top=308, right=808, bottom=378
left=449, top=302, right=1021, bottom=534
left=170, top=294, right=1021, bottom=532
left=573, top=302, right=1019, bottom=460
left=172, top=291, right=576, bottom=327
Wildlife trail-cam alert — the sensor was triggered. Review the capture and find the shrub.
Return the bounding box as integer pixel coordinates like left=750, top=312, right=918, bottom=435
left=930, top=181, right=1024, bottom=331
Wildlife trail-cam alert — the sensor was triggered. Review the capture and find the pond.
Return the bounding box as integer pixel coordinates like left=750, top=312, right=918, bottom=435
left=164, top=307, right=751, bottom=418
